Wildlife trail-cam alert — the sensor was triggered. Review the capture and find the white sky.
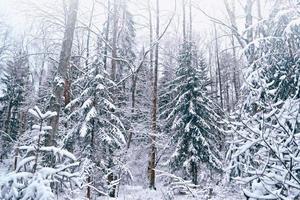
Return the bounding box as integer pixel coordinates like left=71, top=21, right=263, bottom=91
left=0, top=0, right=241, bottom=33
left=0, top=0, right=272, bottom=56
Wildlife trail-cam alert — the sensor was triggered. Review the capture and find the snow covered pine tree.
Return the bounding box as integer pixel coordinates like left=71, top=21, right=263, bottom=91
left=0, top=106, right=80, bottom=199
left=66, top=61, right=126, bottom=198
left=160, top=41, right=225, bottom=185
left=0, top=50, right=31, bottom=160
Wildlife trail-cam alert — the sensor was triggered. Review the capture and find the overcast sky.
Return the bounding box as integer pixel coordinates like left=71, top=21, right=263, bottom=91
left=0, top=0, right=273, bottom=55
left=0, top=0, right=247, bottom=32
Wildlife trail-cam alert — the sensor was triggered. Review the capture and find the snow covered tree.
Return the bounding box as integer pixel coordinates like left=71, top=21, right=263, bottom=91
left=228, top=3, right=300, bottom=199
left=0, top=106, right=80, bottom=199
left=0, top=50, right=31, bottom=159
left=66, top=60, right=126, bottom=198
left=160, top=42, right=225, bottom=185
left=98, top=0, right=137, bottom=148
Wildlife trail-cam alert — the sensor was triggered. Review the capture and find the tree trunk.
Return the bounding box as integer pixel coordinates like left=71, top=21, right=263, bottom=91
left=51, top=0, right=79, bottom=144
left=208, top=44, right=214, bottom=97
left=231, top=34, right=240, bottom=103
left=148, top=0, right=154, bottom=85
left=191, top=161, right=198, bottom=185
left=86, top=176, right=91, bottom=199
left=103, top=0, right=111, bottom=70
left=214, top=24, right=223, bottom=109
left=245, top=0, right=254, bottom=63
left=148, top=0, right=159, bottom=190
left=111, top=0, right=118, bottom=81
left=225, top=0, right=240, bottom=103
left=86, top=0, right=95, bottom=67
left=189, top=0, right=192, bottom=42
left=245, top=0, right=253, bottom=44
left=182, top=0, right=186, bottom=42
left=4, top=101, right=12, bottom=135
left=127, top=75, right=136, bottom=149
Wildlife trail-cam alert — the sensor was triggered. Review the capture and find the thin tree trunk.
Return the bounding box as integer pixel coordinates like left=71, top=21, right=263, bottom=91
left=225, top=0, right=240, bottom=103
left=4, top=102, right=12, bottom=135
left=182, top=0, right=186, bottom=42
left=86, top=176, right=91, bottom=199
left=148, top=0, right=153, bottom=83
left=14, top=147, right=19, bottom=170
left=87, top=117, right=95, bottom=199
left=231, top=34, right=240, bottom=103
left=86, top=0, right=95, bottom=67
left=148, top=0, right=159, bottom=190
left=189, top=0, right=192, bottom=42
left=208, top=44, right=214, bottom=96
left=191, top=160, right=198, bottom=185
left=33, top=119, right=43, bottom=173
left=111, top=0, right=118, bottom=81
left=127, top=75, right=136, bottom=149
left=214, top=24, right=223, bottom=109
left=245, top=0, right=254, bottom=63
left=103, top=0, right=111, bottom=70
left=245, top=0, right=253, bottom=44
left=255, top=0, right=265, bottom=38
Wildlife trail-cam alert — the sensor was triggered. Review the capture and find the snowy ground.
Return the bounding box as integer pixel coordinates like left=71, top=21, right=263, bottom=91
left=0, top=144, right=243, bottom=200
left=0, top=163, right=243, bottom=200
left=95, top=143, right=244, bottom=200
left=97, top=184, right=243, bottom=200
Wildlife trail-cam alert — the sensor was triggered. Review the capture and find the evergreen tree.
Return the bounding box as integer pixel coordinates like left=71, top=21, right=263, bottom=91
left=66, top=59, right=126, bottom=197
left=0, top=106, right=80, bottom=199
left=160, top=42, right=224, bottom=185
left=0, top=50, right=31, bottom=159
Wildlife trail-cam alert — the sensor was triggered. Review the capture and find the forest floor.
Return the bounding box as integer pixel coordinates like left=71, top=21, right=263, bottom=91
left=98, top=143, right=245, bottom=200
left=105, top=184, right=244, bottom=200
left=0, top=163, right=243, bottom=200
left=0, top=144, right=244, bottom=200
left=88, top=182, right=244, bottom=200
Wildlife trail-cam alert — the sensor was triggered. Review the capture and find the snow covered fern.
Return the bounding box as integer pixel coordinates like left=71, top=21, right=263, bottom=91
left=0, top=106, right=80, bottom=200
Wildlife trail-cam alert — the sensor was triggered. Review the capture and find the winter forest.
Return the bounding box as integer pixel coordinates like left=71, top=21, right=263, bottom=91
left=1, top=0, right=300, bottom=199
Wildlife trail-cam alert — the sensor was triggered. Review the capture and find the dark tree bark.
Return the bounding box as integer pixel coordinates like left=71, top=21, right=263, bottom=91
left=191, top=160, right=198, bottom=185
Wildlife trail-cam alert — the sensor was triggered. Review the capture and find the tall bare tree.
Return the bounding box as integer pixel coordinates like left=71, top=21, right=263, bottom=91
left=50, top=0, right=79, bottom=144
left=148, top=0, right=159, bottom=190
left=214, top=23, right=223, bottom=109
left=103, top=0, right=111, bottom=70
left=224, top=0, right=240, bottom=103
left=111, top=0, right=118, bottom=81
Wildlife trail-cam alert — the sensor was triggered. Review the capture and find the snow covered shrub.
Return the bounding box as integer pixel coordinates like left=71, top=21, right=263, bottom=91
left=228, top=4, right=300, bottom=199
left=0, top=106, right=81, bottom=199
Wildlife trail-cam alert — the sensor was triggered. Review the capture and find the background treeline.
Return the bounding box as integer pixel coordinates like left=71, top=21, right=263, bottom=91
left=1, top=0, right=300, bottom=199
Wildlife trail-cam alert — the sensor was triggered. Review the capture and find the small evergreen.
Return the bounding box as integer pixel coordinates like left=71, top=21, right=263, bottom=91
left=0, top=106, right=80, bottom=199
